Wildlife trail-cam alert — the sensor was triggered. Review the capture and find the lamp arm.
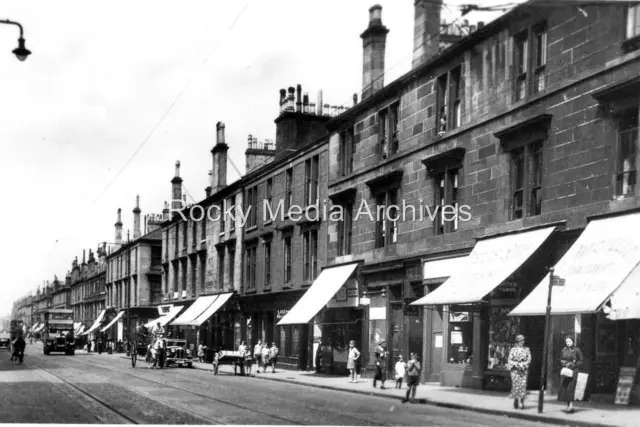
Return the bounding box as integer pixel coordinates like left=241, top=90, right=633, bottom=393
left=0, top=19, right=25, bottom=38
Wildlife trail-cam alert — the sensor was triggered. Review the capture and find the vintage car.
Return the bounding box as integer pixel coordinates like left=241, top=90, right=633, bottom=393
left=163, top=339, right=193, bottom=368
left=0, top=333, right=10, bottom=351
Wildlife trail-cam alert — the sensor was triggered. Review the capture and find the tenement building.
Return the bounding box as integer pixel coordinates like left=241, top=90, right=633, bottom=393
left=161, top=122, right=244, bottom=354
left=307, top=0, right=640, bottom=403
left=103, top=198, right=163, bottom=343
left=69, top=247, right=107, bottom=343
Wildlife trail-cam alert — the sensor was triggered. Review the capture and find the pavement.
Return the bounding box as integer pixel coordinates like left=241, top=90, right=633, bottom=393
left=0, top=344, right=549, bottom=425
left=185, top=359, right=637, bottom=427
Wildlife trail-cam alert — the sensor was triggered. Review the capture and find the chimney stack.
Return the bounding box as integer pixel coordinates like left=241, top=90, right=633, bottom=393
left=115, top=208, right=123, bottom=244
left=205, top=171, right=213, bottom=198
left=317, top=90, right=323, bottom=116
left=133, top=195, right=141, bottom=240
left=246, top=135, right=276, bottom=174
left=171, top=161, right=183, bottom=217
left=211, top=121, right=229, bottom=193
left=412, top=0, right=442, bottom=68
left=162, top=201, right=169, bottom=221
left=361, top=4, right=389, bottom=101
left=296, top=84, right=303, bottom=112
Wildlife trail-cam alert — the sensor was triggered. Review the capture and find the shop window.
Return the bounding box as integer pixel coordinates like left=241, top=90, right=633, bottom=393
left=486, top=306, right=521, bottom=370
left=279, top=325, right=289, bottom=357
left=291, top=326, right=301, bottom=358
left=447, top=310, right=473, bottom=365
left=368, top=293, right=387, bottom=366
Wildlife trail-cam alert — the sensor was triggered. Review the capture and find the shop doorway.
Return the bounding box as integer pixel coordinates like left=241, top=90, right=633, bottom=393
left=520, top=316, right=545, bottom=390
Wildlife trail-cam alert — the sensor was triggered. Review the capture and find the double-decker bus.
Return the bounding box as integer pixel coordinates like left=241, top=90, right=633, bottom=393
left=43, top=309, right=75, bottom=355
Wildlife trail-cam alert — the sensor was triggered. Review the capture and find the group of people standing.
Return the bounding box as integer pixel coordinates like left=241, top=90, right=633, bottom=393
left=508, top=334, right=584, bottom=413
left=346, top=340, right=422, bottom=404
left=210, top=340, right=280, bottom=376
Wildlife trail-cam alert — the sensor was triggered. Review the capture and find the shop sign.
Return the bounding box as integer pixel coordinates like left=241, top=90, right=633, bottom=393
left=157, top=304, right=173, bottom=315
left=276, top=309, right=289, bottom=319
left=327, top=278, right=359, bottom=309
left=615, top=367, right=636, bottom=405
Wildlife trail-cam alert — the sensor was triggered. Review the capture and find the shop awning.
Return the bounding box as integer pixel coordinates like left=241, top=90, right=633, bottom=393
left=144, top=305, right=184, bottom=328
left=278, top=262, right=359, bottom=326
left=81, top=309, right=106, bottom=335
left=606, top=262, right=640, bottom=320
left=423, top=256, right=468, bottom=281
left=170, top=294, right=226, bottom=327
left=30, top=323, right=41, bottom=333
left=33, top=323, right=45, bottom=333
left=511, top=212, right=640, bottom=316
left=412, top=226, right=556, bottom=306
left=76, top=325, right=85, bottom=335
left=100, top=310, right=125, bottom=332
left=189, top=293, right=233, bottom=326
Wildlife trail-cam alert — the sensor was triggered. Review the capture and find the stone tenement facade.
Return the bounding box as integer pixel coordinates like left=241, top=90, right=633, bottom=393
left=324, top=1, right=640, bottom=396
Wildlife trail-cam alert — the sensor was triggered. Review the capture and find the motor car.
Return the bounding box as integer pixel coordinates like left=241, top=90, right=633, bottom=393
left=0, top=333, right=10, bottom=350
left=163, top=339, right=193, bottom=368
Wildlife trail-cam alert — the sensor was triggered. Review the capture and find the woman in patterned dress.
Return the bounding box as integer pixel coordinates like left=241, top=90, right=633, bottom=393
left=508, top=334, right=531, bottom=409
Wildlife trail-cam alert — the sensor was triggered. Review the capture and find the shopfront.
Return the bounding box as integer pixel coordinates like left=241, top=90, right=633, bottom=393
left=511, top=211, right=640, bottom=403
left=243, top=290, right=307, bottom=370
left=414, top=225, right=564, bottom=389
left=170, top=293, right=235, bottom=354
left=278, top=262, right=361, bottom=372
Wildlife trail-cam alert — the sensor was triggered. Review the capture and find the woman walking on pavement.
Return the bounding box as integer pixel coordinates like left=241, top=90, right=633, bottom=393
left=253, top=340, right=263, bottom=373
left=508, top=334, right=531, bottom=409
left=558, top=335, right=584, bottom=413
left=403, top=352, right=421, bottom=403
left=373, top=344, right=388, bottom=389
left=347, top=340, right=360, bottom=383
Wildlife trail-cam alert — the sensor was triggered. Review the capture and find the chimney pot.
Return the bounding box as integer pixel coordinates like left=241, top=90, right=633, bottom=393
left=216, top=121, right=226, bottom=145
left=324, top=103, right=330, bottom=116
left=175, top=161, right=181, bottom=177
left=296, top=84, right=302, bottom=112
left=309, top=102, right=316, bottom=115
left=317, top=90, right=323, bottom=115
left=353, top=93, right=358, bottom=105
left=369, top=4, right=382, bottom=24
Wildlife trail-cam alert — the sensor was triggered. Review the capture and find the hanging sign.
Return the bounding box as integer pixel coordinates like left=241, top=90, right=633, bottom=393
left=157, top=304, right=174, bottom=315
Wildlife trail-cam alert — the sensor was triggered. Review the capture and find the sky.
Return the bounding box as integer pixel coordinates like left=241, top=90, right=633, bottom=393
left=0, top=0, right=514, bottom=317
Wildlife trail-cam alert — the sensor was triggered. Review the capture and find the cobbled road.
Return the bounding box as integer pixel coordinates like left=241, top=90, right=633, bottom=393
left=0, top=343, right=552, bottom=425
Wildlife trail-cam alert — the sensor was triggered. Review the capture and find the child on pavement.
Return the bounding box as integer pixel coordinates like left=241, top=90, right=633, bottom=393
left=403, top=352, right=421, bottom=403
left=395, top=355, right=407, bottom=389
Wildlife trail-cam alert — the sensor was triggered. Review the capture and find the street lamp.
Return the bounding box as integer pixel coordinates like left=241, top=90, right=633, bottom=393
left=0, top=19, right=32, bottom=61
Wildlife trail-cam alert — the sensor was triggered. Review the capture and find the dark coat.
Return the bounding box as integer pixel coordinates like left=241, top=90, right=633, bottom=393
left=558, top=346, right=584, bottom=402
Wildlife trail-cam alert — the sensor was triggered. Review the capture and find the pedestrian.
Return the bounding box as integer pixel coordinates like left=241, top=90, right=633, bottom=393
left=212, top=348, right=222, bottom=375
left=238, top=341, right=247, bottom=376
left=253, top=340, right=263, bottom=373
left=198, top=342, right=205, bottom=363
left=347, top=340, right=360, bottom=383
left=261, top=342, right=270, bottom=373
left=9, top=337, right=16, bottom=361
left=403, top=352, right=421, bottom=403
left=395, top=355, right=407, bottom=389
left=508, top=334, right=531, bottom=409
left=373, top=344, right=388, bottom=389
left=558, top=335, right=584, bottom=413
left=13, top=336, right=25, bottom=364
left=269, top=342, right=279, bottom=373
left=244, top=347, right=253, bottom=376
left=315, top=342, right=324, bottom=373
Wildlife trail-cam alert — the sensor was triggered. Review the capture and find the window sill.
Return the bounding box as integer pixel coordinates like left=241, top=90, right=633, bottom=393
left=243, top=289, right=257, bottom=295
left=246, top=225, right=258, bottom=233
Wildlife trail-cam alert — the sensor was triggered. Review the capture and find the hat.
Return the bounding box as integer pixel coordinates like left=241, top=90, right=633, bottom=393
left=515, top=334, right=525, bottom=342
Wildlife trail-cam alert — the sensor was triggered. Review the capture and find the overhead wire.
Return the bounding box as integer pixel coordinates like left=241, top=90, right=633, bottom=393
left=89, top=1, right=252, bottom=207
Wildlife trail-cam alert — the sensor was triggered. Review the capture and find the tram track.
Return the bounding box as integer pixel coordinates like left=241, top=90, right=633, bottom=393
left=29, top=361, right=140, bottom=424
left=51, top=353, right=390, bottom=426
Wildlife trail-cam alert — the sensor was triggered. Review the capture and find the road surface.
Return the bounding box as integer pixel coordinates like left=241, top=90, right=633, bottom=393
left=0, top=343, right=551, bottom=425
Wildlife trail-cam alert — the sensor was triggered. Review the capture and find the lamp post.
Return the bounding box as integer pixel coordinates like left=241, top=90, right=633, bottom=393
left=0, top=19, right=32, bottom=61
left=538, top=267, right=565, bottom=413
